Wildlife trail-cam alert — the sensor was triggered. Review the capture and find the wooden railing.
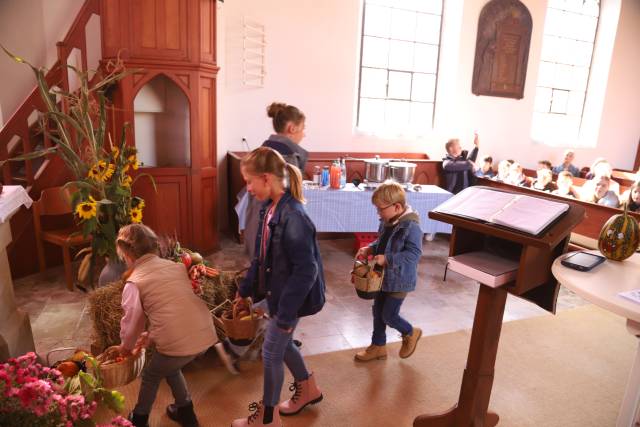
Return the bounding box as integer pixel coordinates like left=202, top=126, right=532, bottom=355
left=0, top=0, right=100, bottom=192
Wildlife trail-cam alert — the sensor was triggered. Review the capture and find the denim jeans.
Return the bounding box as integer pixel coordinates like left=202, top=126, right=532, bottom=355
left=371, top=292, right=413, bottom=346
left=262, top=317, right=309, bottom=407
left=133, top=351, right=199, bottom=415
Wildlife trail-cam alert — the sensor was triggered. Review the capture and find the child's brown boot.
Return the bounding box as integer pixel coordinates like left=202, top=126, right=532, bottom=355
left=279, top=372, right=323, bottom=416
left=231, top=401, right=282, bottom=427
left=400, top=327, right=422, bottom=358
left=354, top=344, right=387, bottom=362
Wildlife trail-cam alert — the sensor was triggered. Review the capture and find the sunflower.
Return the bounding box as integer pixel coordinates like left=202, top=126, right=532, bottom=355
left=127, top=154, right=140, bottom=170
left=96, top=162, right=116, bottom=182
left=111, top=145, right=120, bottom=160
left=87, top=165, right=100, bottom=180
left=130, top=207, right=143, bottom=223
left=75, top=197, right=97, bottom=220
left=122, top=175, right=133, bottom=187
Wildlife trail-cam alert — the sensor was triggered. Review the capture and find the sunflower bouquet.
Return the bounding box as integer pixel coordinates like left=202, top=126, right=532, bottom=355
left=1, top=47, right=153, bottom=282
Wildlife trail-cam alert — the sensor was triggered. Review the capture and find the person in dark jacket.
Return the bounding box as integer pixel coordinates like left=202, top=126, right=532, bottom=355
left=232, top=147, right=325, bottom=427
left=442, top=133, right=479, bottom=194
left=242, top=102, right=309, bottom=260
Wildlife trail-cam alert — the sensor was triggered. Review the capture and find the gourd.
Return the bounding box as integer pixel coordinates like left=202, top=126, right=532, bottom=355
left=598, top=202, right=640, bottom=261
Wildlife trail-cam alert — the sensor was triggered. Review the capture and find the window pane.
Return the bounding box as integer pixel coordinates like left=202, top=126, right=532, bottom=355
left=411, top=73, right=435, bottom=102
left=572, top=15, right=598, bottom=42
left=362, top=36, right=389, bottom=68
left=409, top=102, right=433, bottom=134
left=385, top=100, right=411, bottom=130
left=550, top=89, right=569, bottom=114
left=567, top=90, right=586, bottom=115
left=413, top=43, right=438, bottom=73
left=415, top=13, right=441, bottom=44
left=412, top=0, right=442, bottom=15
left=544, top=8, right=565, bottom=37
left=537, top=61, right=555, bottom=88
left=366, top=0, right=395, bottom=7
left=534, top=87, right=552, bottom=113
left=364, top=5, right=391, bottom=38
left=388, top=71, right=411, bottom=99
left=359, top=98, right=386, bottom=131
left=573, top=41, right=595, bottom=67
left=390, top=8, right=416, bottom=41
left=570, top=66, right=589, bottom=91
left=388, top=40, right=414, bottom=70
left=552, top=64, right=574, bottom=90
left=360, top=67, right=388, bottom=98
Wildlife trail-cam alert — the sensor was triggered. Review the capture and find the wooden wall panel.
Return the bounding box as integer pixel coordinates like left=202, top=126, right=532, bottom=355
left=200, top=0, right=215, bottom=63
left=133, top=170, right=191, bottom=246
left=200, top=175, right=217, bottom=249
left=131, top=0, right=188, bottom=60
left=199, top=77, right=214, bottom=166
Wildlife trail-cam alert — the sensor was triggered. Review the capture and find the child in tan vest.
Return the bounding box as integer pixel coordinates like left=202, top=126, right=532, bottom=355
left=116, top=224, right=217, bottom=427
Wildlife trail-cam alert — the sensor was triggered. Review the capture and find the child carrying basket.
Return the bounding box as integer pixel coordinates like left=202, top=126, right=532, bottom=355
left=353, top=181, right=423, bottom=363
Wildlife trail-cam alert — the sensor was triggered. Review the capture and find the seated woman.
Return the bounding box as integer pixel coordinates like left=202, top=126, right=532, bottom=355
left=507, top=162, right=528, bottom=187
left=493, top=159, right=512, bottom=182
left=552, top=171, right=579, bottom=198
left=552, top=149, right=580, bottom=177
left=117, top=224, right=218, bottom=427
left=531, top=168, right=554, bottom=192
left=580, top=175, right=620, bottom=208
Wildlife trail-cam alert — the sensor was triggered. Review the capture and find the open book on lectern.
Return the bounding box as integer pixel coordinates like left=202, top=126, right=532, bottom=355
left=433, top=187, right=570, bottom=236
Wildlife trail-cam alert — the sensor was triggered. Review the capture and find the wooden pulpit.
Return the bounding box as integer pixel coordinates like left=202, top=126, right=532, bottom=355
left=416, top=187, right=585, bottom=426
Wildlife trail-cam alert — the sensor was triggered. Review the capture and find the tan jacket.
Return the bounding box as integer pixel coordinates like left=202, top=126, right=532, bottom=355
left=128, top=254, right=217, bottom=356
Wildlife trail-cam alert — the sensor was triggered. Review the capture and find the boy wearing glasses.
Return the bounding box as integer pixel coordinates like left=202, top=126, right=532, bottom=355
left=354, top=181, right=423, bottom=362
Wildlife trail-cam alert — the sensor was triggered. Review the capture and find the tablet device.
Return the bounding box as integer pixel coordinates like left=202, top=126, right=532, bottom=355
left=561, top=252, right=606, bottom=272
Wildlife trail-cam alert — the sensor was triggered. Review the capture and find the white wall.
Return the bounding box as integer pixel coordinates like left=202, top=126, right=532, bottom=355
left=216, top=0, right=640, bottom=173
left=0, top=0, right=84, bottom=124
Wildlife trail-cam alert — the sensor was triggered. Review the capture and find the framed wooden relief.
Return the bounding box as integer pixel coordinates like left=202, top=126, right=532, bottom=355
left=472, top=0, right=532, bottom=99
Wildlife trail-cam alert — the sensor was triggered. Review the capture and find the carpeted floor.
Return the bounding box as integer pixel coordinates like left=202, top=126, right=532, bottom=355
left=107, top=305, right=635, bottom=427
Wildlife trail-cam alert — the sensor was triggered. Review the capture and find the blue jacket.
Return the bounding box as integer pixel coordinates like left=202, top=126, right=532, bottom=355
left=369, top=208, right=423, bottom=292
left=239, top=191, right=325, bottom=329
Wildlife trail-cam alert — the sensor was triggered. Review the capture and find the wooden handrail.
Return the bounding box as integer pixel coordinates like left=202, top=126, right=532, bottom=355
left=0, top=0, right=100, bottom=191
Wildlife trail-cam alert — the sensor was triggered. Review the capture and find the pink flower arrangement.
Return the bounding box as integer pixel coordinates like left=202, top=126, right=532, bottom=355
left=0, top=352, right=132, bottom=427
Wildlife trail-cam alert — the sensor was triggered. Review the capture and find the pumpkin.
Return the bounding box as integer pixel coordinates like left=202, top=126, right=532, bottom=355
left=598, top=202, right=640, bottom=261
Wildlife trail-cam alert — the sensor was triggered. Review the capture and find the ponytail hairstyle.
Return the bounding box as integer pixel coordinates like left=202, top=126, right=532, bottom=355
left=267, top=102, right=305, bottom=133
left=116, top=223, right=159, bottom=261
left=241, top=147, right=305, bottom=203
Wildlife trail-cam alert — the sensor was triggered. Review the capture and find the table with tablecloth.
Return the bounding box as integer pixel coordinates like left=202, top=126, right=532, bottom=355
left=235, top=183, right=452, bottom=236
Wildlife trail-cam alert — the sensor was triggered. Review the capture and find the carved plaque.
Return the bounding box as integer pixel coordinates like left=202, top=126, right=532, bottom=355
left=472, top=0, right=532, bottom=99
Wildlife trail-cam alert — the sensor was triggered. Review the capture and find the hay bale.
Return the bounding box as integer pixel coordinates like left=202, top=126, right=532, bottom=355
left=200, top=270, right=241, bottom=306
left=88, top=280, right=125, bottom=353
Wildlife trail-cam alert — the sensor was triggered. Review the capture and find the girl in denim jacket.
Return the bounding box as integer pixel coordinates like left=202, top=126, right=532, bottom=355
left=355, top=181, right=423, bottom=362
left=231, top=147, right=325, bottom=427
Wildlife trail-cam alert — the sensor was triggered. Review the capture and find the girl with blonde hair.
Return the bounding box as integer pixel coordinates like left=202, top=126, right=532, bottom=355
left=232, top=147, right=325, bottom=427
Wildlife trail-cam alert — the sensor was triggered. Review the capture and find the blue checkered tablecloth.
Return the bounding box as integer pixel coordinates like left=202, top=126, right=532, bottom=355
left=235, top=184, right=452, bottom=234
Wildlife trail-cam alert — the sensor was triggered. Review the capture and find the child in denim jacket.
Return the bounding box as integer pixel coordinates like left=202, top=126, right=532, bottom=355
left=354, top=181, right=423, bottom=361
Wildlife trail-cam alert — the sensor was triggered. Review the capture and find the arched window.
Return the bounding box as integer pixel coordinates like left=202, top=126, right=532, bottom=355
left=531, top=0, right=600, bottom=147
left=356, top=0, right=443, bottom=136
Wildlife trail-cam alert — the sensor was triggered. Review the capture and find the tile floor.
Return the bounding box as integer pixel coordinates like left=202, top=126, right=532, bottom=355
left=12, top=234, right=589, bottom=360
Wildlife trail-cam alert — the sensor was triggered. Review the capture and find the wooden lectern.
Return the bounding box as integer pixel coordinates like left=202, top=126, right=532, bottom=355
left=416, top=187, right=585, bottom=427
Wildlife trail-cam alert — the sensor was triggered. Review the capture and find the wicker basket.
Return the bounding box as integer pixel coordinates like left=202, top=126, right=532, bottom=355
left=215, top=298, right=262, bottom=341
left=351, top=260, right=384, bottom=300
left=94, top=346, right=146, bottom=388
